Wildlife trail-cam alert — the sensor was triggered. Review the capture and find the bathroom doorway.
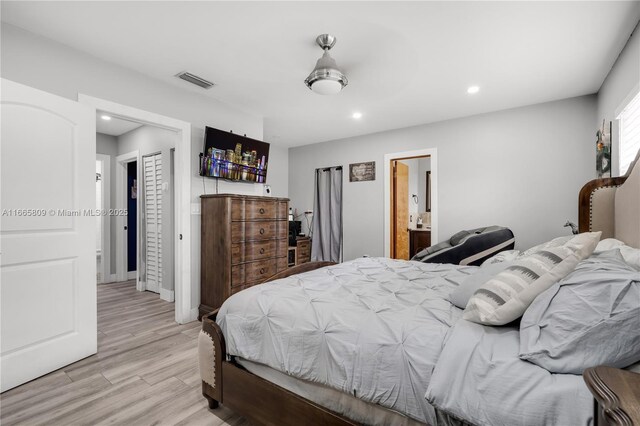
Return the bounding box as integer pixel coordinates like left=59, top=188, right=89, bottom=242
left=384, top=148, right=438, bottom=259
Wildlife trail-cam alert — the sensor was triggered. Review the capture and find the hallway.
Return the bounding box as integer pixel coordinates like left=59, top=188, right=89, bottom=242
left=0, top=281, right=251, bottom=426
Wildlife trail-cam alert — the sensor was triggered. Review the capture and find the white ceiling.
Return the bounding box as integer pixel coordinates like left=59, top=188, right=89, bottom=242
left=2, top=2, right=639, bottom=147
left=95, top=112, right=143, bottom=136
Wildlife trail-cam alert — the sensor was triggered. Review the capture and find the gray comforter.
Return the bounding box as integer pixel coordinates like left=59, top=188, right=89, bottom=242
left=217, top=257, right=475, bottom=424
left=425, top=320, right=593, bottom=426
left=217, top=257, right=595, bottom=425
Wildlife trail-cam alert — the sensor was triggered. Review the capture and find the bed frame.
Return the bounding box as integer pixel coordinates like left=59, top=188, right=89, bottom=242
left=199, top=151, right=639, bottom=426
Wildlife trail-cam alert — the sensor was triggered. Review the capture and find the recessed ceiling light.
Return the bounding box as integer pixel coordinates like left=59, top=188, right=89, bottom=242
left=101, top=115, right=112, bottom=121
left=352, top=112, right=363, bottom=119
left=467, top=86, right=480, bottom=94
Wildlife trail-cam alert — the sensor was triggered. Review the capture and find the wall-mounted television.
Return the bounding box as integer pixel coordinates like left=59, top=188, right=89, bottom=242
left=200, top=126, right=270, bottom=183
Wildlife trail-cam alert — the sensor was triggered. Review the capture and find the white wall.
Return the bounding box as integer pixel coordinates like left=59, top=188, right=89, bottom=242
left=418, top=158, right=431, bottom=214
left=1, top=24, right=288, bottom=314
left=289, top=96, right=596, bottom=261
left=597, top=21, right=640, bottom=176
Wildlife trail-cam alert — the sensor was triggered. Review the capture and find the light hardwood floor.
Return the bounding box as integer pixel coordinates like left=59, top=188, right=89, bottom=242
left=0, top=280, right=251, bottom=426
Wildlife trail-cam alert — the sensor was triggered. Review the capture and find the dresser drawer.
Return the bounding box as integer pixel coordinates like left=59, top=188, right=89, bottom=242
left=231, top=199, right=277, bottom=221
left=276, top=201, right=288, bottom=219
left=231, top=220, right=287, bottom=242
left=231, top=257, right=288, bottom=287
left=231, top=239, right=287, bottom=264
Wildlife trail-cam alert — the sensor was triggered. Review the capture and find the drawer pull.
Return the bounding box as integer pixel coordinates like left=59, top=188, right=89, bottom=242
left=259, top=208, right=265, bottom=214
left=259, top=268, right=265, bottom=274
left=260, top=248, right=265, bottom=254
left=260, top=228, right=265, bottom=235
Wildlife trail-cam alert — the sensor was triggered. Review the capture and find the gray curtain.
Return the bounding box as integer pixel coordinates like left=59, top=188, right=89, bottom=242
left=311, top=166, right=343, bottom=263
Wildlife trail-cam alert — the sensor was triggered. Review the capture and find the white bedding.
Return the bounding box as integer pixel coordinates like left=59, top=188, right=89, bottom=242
left=217, top=257, right=475, bottom=424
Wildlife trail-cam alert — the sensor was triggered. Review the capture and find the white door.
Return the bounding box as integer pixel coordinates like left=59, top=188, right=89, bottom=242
left=143, top=153, right=162, bottom=294
left=0, top=79, right=97, bottom=392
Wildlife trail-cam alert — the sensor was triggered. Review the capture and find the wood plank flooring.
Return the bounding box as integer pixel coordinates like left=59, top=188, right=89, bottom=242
left=0, top=280, right=252, bottom=426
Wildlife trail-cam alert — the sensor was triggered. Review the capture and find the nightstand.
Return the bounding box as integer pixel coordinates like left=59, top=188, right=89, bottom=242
left=583, top=365, right=640, bottom=426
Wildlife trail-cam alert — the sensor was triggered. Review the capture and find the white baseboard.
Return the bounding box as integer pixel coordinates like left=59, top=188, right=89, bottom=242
left=160, top=288, right=175, bottom=302
left=127, top=271, right=136, bottom=280
left=188, top=308, right=199, bottom=322
left=108, top=274, right=117, bottom=283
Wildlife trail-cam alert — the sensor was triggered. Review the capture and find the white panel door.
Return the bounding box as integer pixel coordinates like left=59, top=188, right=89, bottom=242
left=0, top=79, right=97, bottom=392
left=144, top=153, right=162, bottom=294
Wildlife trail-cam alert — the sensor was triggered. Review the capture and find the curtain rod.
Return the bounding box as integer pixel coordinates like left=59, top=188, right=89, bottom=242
left=318, top=166, right=342, bottom=172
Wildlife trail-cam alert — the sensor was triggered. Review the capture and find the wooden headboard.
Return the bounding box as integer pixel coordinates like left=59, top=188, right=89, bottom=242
left=579, top=150, right=640, bottom=249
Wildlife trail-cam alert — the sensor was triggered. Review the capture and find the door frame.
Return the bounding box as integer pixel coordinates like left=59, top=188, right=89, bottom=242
left=79, top=95, right=193, bottom=324
left=115, top=150, right=139, bottom=286
left=96, top=154, right=111, bottom=284
left=383, top=148, right=438, bottom=258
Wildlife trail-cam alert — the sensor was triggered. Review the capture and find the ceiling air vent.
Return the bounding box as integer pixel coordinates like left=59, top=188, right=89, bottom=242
left=176, top=71, right=215, bottom=89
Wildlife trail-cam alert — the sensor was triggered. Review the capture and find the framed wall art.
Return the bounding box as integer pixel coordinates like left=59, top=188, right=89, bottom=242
left=596, top=120, right=612, bottom=178
left=349, top=161, right=375, bottom=182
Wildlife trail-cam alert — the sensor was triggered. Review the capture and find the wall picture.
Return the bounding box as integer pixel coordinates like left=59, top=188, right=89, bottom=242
left=349, top=161, right=375, bottom=182
left=596, top=120, right=612, bottom=179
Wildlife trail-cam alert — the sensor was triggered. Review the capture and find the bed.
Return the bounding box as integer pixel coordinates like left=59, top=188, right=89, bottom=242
left=199, top=152, right=639, bottom=426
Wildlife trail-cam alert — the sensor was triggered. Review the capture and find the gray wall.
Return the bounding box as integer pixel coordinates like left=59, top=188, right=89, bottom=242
left=118, top=125, right=177, bottom=293
left=597, top=21, right=640, bottom=176
left=1, top=24, right=288, bottom=313
left=96, top=133, right=118, bottom=275
left=289, top=96, right=596, bottom=261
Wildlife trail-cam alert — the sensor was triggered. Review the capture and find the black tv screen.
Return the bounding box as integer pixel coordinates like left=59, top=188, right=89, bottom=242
left=200, top=126, right=270, bottom=182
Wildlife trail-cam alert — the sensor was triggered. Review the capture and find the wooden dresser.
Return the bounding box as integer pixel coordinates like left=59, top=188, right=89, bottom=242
left=583, top=366, right=640, bottom=426
left=199, top=194, right=289, bottom=318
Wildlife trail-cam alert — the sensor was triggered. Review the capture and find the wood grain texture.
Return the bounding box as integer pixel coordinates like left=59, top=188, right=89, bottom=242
left=0, top=280, right=252, bottom=426
left=392, top=161, right=410, bottom=260
left=583, top=366, right=640, bottom=426
left=578, top=176, right=627, bottom=233
left=259, top=261, right=336, bottom=284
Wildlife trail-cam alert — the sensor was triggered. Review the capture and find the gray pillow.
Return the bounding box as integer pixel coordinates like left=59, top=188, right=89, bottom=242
left=519, top=251, right=640, bottom=374
left=449, top=261, right=513, bottom=309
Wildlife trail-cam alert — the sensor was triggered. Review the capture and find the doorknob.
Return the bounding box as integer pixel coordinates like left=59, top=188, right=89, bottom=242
left=124, top=226, right=128, bottom=230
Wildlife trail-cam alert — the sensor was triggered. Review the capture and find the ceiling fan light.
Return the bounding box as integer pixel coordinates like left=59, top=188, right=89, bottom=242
left=304, top=34, right=348, bottom=95
left=309, top=79, right=343, bottom=95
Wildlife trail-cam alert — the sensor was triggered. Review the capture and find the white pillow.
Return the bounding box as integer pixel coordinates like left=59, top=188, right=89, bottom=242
left=594, top=238, right=640, bottom=270
left=463, top=232, right=601, bottom=325
left=481, top=235, right=573, bottom=267
left=521, top=235, right=573, bottom=257
left=620, top=245, right=640, bottom=270
left=594, top=238, right=625, bottom=252
left=481, top=250, right=521, bottom=267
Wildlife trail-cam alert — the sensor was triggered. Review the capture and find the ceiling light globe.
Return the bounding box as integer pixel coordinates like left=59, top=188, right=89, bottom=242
left=467, top=86, right=480, bottom=94
left=311, top=79, right=343, bottom=95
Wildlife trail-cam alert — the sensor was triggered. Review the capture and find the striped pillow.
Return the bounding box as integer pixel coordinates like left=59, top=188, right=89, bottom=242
left=463, top=232, right=601, bottom=325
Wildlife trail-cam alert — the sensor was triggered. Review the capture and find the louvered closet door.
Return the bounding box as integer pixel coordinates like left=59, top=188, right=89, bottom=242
left=144, top=154, right=162, bottom=294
